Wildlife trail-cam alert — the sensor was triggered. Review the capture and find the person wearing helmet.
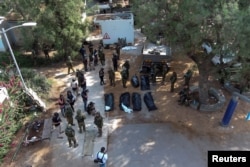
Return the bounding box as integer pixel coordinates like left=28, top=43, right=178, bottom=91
left=94, top=112, right=103, bottom=137
left=65, top=124, right=78, bottom=148
left=75, top=109, right=86, bottom=133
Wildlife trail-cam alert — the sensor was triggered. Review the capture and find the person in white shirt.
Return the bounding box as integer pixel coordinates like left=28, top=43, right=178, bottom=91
left=96, top=147, right=108, bottom=167
left=71, top=78, right=78, bottom=96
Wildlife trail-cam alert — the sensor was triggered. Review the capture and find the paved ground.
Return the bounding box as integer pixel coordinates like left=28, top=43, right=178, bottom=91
left=48, top=67, right=109, bottom=167
left=107, top=123, right=250, bottom=167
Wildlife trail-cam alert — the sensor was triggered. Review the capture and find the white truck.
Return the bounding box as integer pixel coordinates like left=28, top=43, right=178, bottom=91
left=93, top=12, right=134, bottom=46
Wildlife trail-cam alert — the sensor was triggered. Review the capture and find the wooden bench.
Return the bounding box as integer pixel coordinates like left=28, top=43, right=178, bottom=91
left=41, top=118, right=53, bottom=141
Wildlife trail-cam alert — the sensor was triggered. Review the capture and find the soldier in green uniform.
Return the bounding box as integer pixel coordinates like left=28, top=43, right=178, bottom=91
left=65, top=103, right=75, bottom=126
left=99, top=50, right=105, bottom=66
left=94, top=112, right=103, bottom=137
left=184, top=69, right=193, bottom=86
left=170, top=71, right=177, bottom=92
left=151, top=64, right=158, bottom=83
left=122, top=60, right=130, bottom=78
left=75, top=109, right=86, bottom=133
left=161, top=63, right=170, bottom=84
left=66, top=56, right=75, bottom=74
left=120, top=68, right=128, bottom=88
left=65, top=124, right=78, bottom=148
left=108, top=68, right=115, bottom=87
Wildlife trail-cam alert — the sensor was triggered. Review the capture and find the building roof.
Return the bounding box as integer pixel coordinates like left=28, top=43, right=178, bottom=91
left=94, top=12, right=133, bottom=21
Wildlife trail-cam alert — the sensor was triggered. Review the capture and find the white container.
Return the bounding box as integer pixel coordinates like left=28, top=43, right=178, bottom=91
left=94, top=13, right=134, bottom=45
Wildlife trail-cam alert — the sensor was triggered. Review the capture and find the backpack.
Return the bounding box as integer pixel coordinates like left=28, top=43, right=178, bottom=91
left=65, top=128, right=74, bottom=137
left=94, top=152, right=104, bottom=163
left=65, top=106, right=73, bottom=117
left=76, top=115, right=85, bottom=122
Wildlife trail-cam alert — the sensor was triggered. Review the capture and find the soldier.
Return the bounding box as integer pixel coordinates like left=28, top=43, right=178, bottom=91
left=94, top=112, right=103, bottom=137
left=151, top=63, right=158, bottom=83
left=66, top=56, right=75, bottom=74
left=112, top=52, right=118, bottom=71
left=120, top=68, right=128, bottom=88
left=108, top=68, right=115, bottom=87
left=99, top=68, right=105, bottom=85
left=161, top=63, right=170, bottom=84
left=43, top=44, right=50, bottom=60
left=99, top=49, right=105, bottom=66
left=65, top=124, right=78, bottom=148
left=122, top=60, right=130, bottom=78
left=184, top=69, right=193, bottom=86
left=64, top=103, right=75, bottom=126
left=86, top=101, right=96, bottom=115
left=170, top=71, right=177, bottom=92
left=75, top=109, right=86, bottom=133
left=76, top=69, right=85, bottom=91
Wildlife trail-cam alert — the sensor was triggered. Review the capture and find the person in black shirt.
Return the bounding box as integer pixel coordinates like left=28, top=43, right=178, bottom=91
left=52, top=112, right=64, bottom=138
left=99, top=68, right=105, bottom=85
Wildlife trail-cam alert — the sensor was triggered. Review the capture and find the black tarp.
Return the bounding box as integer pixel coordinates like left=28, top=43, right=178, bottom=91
left=132, top=92, right=141, bottom=111
left=143, top=92, right=157, bottom=111
left=119, top=92, right=130, bottom=111
left=131, top=75, right=140, bottom=88
left=140, top=75, right=150, bottom=90
left=104, top=93, right=114, bottom=111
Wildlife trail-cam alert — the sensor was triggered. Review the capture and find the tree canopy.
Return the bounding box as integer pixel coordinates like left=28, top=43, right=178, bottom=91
left=0, top=0, right=90, bottom=60
left=132, top=0, right=250, bottom=103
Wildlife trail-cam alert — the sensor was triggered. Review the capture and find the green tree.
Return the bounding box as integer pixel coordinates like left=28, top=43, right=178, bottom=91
left=1, top=0, right=90, bottom=61
left=132, top=0, right=249, bottom=104
left=35, top=0, right=89, bottom=60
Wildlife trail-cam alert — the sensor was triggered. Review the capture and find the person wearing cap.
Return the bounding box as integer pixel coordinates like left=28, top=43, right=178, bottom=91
left=75, top=109, right=86, bottom=133
left=52, top=112, right=64, bottom=139
left=94, top=112, right=103, bottom=137
left=65, top=124, right=78, bottom=148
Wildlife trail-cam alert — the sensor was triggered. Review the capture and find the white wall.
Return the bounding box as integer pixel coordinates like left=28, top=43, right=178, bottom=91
left=97, top=19, right=134, bottom=45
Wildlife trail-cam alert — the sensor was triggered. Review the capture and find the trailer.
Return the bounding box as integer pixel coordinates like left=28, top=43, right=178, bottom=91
left=93, top=12, right=134, bottom=46
left=140, top=42, right=172, bottom=78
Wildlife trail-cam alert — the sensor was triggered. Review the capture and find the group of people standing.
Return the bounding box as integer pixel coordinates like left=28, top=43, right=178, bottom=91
left=53, top=67, right=105, bottom=150
left=79, top=41, right=106, bottom=72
